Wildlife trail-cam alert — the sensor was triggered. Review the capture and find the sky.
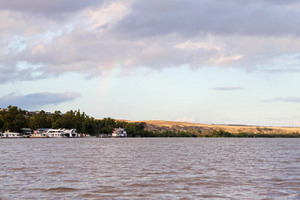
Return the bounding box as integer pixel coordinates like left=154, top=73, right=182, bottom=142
left=1, top=0, right=300, bottom=126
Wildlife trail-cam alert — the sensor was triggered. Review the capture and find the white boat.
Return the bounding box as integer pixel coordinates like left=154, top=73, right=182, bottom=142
left=63, top=129, right=78, bottom=138
left=112, top=128, right=127, bottom=137
left=0, top=132, right=21, bottom=138
left=30, top=133, right=48, bottom=138
left=44, top=129, right=78, bottom=138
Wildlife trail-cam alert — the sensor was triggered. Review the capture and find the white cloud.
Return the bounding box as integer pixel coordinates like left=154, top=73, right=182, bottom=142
left=210, top=54, right=243, bottom=65
left=81, top=1, right=133, bottom=31
left=175, top=40, right=222, bottom=51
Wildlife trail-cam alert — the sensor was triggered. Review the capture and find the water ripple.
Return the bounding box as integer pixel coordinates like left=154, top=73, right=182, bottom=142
left=0, top=138, right=299, bottom=199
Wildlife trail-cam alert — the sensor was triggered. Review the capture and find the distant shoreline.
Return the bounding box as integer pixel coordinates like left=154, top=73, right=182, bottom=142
left=122, top=120, right=300, bottom=136
left=1, top=106, right=300, bottom=138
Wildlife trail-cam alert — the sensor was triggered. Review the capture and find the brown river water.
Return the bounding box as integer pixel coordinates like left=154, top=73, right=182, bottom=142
left=0, top=138, right=300, bottom=199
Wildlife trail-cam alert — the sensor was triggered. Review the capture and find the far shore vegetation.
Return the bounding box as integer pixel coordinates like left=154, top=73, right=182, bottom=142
left=1, top=106, right=300, bottom=138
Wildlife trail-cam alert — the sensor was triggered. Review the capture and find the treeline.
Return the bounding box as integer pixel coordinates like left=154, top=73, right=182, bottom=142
left=138, top=130, right=197, bottom=137
left=0, top=106, right=191, bottom=137
left=0, top=106, right=196, bottom=137
left=207, top=129, right=300, bottom=138
left=0, top=106, right=146, bottom=136
left=142, top=129, right=300, bottom=138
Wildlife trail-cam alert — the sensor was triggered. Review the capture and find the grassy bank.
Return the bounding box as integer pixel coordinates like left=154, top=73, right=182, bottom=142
left=136, top=129, right=300, bottom=138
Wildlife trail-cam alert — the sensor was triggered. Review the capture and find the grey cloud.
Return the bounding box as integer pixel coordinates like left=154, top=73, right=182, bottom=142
left=0, top=64, right=46, bottom=84
left=1, top=0, right=300, bottom=84
left=212, top=87, right=244, bottom=91
left=114, top=0, right=300, bottom=37
left=0, top=0, right=106, bottom=16
left=0, top=92, right=81, bottom=108
left=226, top=0, right=299, bottom=5
left=260, top=97, right=300, bottom=103
left=262, top=68, right=300, bottom=73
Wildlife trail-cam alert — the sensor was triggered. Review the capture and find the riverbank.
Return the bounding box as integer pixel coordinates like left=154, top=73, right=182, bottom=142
left=122, top=120, right=300, bottom=137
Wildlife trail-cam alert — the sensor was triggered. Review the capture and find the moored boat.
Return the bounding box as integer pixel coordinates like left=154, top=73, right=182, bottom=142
left=112, top=128, right=127, bottom=137
left=44, top=128, right=78, bottom=138
left=0, top=132, right=21, bottom=138
left=30, top=133, right=48, bottom=138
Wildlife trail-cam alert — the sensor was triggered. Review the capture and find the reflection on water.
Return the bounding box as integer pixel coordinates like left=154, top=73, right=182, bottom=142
left=0, top=138, right=300, bottom=199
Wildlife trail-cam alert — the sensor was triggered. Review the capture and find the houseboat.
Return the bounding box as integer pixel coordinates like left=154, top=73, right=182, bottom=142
left=63, top=129, right=78, bottom=138
left=30, top=133, right=48, bottom=138
left=44, top=129, right=78, bottom=138
left=112, top=128, right=127, bottom=137
left=0, top=132, right=21, bottom=138
left=21, top=128, right=33, bottom=138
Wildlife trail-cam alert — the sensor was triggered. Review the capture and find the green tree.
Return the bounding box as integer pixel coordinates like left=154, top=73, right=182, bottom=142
left=125, top=122, right=146, bottom=137
left=51, top=110, right=63, bottom=128
left=75, top=110, right=84, bottom=133
left=0, top=114, right=4, bottom=132
left=211, top=129, right=232, bottom=137
left=116, top=120, right=128, bottom=128
left=82, top=116, right=96, bottom=135
left=60, top=110, right=76, bottom=129
left=29, top=110, right=52, bottom=129
left=2, top=106, right=28, bottom=132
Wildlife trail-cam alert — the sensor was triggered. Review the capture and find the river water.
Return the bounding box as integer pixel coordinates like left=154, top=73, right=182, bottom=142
left=0, top=138, right=299, bottom=199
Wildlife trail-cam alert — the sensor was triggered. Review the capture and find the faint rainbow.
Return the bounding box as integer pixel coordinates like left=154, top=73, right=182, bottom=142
left=98, top=60, right=123, bottom=102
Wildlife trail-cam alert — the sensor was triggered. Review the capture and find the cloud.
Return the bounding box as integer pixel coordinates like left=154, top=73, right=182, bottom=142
left=260, top=97, right=300, bottom=103
left=1, top=0, right=300, bottom=84
left=114, top=0, right=300, bottom=37
left=0, top=0, right=107, bottom=18
left=212, top=87, right=244, bottom=91
left=261, top=66, right=300, bottom=73
left=0, top=63, right=46, bottom=84
left=0, top=92, right=81, bottom=108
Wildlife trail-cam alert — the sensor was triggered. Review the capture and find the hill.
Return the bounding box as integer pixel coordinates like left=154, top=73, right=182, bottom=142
left=122, top=120, right=300, bottom=135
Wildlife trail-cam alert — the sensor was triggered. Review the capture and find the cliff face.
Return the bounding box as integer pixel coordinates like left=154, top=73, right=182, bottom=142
left=128, top=120, right=300, bottom=134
